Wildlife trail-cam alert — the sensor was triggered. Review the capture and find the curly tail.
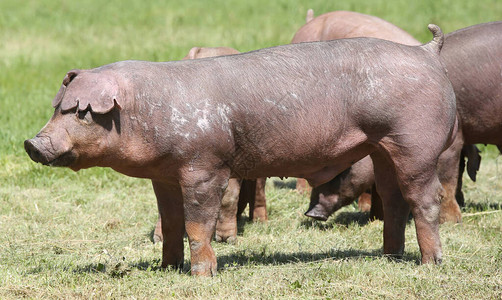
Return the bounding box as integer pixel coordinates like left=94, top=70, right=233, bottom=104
left=422, top=24, right=444, bottom=54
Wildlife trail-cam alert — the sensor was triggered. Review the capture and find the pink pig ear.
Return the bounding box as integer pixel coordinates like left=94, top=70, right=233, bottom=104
left=59, top=71, right=122, bottom=114
left=186, top=47, right=201, bottom=60
left=52, top=69, right=81, bottom=108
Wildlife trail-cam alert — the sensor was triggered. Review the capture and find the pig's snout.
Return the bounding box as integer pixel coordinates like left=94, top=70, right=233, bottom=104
left=25, top=138, right=48, bottom=164
left=24, top=137, right=76, bottom=167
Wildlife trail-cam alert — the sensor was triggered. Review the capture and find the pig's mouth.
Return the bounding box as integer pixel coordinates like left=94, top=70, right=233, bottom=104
left=45, top=150, right=77, bottom=167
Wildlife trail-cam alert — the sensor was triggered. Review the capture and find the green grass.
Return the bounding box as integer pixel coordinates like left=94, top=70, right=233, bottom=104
left=1, top=0, right=501, bottom=298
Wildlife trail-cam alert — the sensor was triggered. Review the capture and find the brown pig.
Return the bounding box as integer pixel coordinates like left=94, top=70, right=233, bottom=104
left=25, top=25, right=456, bottom=275
left=435, top=21, right=502, bottom=222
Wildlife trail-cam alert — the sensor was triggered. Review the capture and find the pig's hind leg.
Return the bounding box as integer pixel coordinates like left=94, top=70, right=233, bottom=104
left=373, top=139, right=444, bottom=264
left=370, top=152, right=410, bottom=258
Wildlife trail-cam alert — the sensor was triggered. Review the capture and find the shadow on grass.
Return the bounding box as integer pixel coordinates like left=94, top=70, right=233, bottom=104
left=272, top=179, right=297, bottom=190
left=464, top=201, right=502, bottom=211
left=300, top=211, right=372, bottom=230
left=24, top=242, right=420, bottom=276
left=48, top=247, right=420, bottom=276
left=217, top=247, right=421, bottom=270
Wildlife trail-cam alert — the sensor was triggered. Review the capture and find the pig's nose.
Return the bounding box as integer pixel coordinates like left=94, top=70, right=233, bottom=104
left=24, top=139, right=44, bottom=163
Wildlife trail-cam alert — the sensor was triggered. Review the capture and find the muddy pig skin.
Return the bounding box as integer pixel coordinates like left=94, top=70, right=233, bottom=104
left=305, top=21, right=501, bottom=223
left=153, top=46, right=267, bottom=245
left=25, top=25, right=456, bottom=275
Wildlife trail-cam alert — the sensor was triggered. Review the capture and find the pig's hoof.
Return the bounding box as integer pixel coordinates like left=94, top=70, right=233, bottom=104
left=153, top=233, right=163, bottom=244
left=191, top=262, right=217, bottom=276
left=215, top=233, right=237, bottom=244
left=421, top=253, right=443, bottom=265
left=304, top=209, right=328, bottom=221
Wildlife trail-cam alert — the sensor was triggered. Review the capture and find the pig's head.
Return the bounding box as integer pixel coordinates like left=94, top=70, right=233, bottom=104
left=24, top=69, right=122, bottom=171
left=304, top=168, right=356, bottom=221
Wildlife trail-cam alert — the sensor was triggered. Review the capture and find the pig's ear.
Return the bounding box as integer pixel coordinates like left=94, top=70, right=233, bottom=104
left=52, top=69, right=81, bottom=108
left=187, top=47, right=201, bottom=60
left=60, top=72, right=122, bottom=114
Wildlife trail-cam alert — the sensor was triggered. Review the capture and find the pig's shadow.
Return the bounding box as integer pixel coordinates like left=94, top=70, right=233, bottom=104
left=272, top=179, right=297, bottom=190
left=127, top=247, right=420, bottom=274
left=300, top=211, right=372, bottom=230
left=40, top=241, right=420, bottom=276
left=463, top=201, right=502, bottom=211
left=30, top=243, right=420, bottom=276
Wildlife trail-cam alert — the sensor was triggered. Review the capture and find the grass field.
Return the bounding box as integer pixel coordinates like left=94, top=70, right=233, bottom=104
left=1, top=0, right=501, bottom=298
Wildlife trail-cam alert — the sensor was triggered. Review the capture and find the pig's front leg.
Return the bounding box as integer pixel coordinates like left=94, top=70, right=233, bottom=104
left=152, top=181, right=185, bottom=270
left=180, top=168, right=229, bottom=276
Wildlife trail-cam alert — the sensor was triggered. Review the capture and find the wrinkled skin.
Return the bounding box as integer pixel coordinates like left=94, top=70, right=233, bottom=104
left=25, top=26, right=456, bottom=275
left=152, top=46, right=267, bottom=244
left=305, top=21, right=501, bottom=223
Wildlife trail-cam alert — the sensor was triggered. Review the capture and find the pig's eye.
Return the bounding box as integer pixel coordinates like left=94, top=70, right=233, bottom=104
left=77, top=110, right=93, bottom=124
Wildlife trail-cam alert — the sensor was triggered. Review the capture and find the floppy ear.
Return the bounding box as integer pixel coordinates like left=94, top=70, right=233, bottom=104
left=52, top=69, right=81, bottom=108
left=58, top=71, right=122, bottom=114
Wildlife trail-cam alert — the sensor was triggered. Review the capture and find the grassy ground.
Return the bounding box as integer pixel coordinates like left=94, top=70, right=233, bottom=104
left=1, top=0, right=501, bottom=298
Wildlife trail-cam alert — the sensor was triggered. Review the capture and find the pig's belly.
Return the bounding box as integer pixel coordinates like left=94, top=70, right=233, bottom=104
left=229, top=134, right=374, bottom=187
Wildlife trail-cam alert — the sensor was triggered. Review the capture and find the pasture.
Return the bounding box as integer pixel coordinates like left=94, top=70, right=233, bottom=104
left=1, top=0, right=501, bottom=298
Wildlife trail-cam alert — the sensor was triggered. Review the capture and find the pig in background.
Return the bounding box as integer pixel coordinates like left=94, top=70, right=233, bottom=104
left=25, top=25, right=455, bottom=276
left=291, top=9, right=421, bottom=45
left=305, top=21, right=500, bottom=223
left=152, top=46, right=267, bottom=245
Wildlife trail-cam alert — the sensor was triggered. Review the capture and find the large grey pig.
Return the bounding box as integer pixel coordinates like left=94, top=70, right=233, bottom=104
left=25, top=25, right=456, bottom=276
left=152, top=46, right=268, bottom=245
left=305, top=21, right=501, bottom=223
